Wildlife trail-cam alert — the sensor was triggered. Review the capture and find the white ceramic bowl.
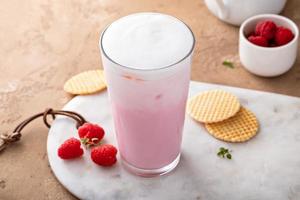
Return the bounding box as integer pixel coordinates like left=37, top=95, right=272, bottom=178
left=239, top=14, right=299, bottom=77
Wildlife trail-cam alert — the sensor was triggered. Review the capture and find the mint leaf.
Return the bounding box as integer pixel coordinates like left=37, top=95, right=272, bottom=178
left=217, top=147, right=232, bottom=160
left=222, top=60, right=234, bottom=69
left=220, top=147, right=226, bottom=152
left=217, top=151, right=223, bottom=157
left=226, top=154, right=232, bottom=159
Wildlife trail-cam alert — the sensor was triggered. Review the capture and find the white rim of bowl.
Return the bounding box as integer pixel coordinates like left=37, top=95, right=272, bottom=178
left=240, top=14, right=299, bottom=50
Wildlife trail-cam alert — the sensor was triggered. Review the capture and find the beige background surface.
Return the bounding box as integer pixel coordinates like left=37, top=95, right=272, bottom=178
left=0, top=0, right=299, bottom=199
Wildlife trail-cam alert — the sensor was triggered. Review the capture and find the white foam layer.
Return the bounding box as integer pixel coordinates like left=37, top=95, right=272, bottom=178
left=101, top=13, right=194, bottom=70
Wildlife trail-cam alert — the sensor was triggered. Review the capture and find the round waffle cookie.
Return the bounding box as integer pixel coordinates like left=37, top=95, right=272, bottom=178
left=205, top=107, right=259, bottom=142
left=187, top=90, right=241, bottom=123
left=64, top=70, right=106, bottom=95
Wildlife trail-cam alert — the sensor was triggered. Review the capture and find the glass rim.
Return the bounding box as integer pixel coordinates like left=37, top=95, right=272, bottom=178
left=99, top=12, right=196, bottom=72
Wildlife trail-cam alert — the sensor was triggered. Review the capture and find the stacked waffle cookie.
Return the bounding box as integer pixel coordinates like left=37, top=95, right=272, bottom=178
left=187, top=90, right=259, bottom=142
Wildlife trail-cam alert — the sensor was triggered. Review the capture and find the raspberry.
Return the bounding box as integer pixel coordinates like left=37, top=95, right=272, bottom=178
left=255, top=20, right=277, bottom=40
left=248, top=35, right=268, bottom=47
left=58, top=138, right=84, bottom=159
left=275, top=26, right=294, bottom=46
left=269, top=40, right=278, bottom=47
left=78, top=123, right=105, bottom=146
left=91, top=144, right=118, bottom=166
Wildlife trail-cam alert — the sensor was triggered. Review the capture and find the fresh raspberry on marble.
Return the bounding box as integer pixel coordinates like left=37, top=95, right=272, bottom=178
left=58, top=137, right=84, bottom=159
left=275, top=26, right=294, bottom=46
left=78, top=123, right=105, bottom=146
left=248, top=35, right=268, bottom=47
left=255, top=20, right=277, bottom=40
left=91, top=144, right=118, bottom=166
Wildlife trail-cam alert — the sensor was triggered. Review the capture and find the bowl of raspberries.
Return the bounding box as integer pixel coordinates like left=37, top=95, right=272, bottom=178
left=239, top=14, right=299, bottom=77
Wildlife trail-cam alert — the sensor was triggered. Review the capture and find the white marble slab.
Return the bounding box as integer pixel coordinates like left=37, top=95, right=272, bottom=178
left=47, top=81, right=300, bottom=200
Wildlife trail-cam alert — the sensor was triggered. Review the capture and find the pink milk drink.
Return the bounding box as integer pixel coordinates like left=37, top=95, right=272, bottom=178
left=100, top=13, right=195, bottom=177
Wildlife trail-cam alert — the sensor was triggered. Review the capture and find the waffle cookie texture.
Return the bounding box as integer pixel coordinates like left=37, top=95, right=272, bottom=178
left=64, top=70, right=106, bottom=95
left=187, top=90, right=241, bottom=123
left=205, top=107, right=259, bottom=142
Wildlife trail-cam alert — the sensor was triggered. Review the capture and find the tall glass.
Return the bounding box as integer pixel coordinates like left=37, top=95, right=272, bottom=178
left=100, top=13, right=195, bottom=177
